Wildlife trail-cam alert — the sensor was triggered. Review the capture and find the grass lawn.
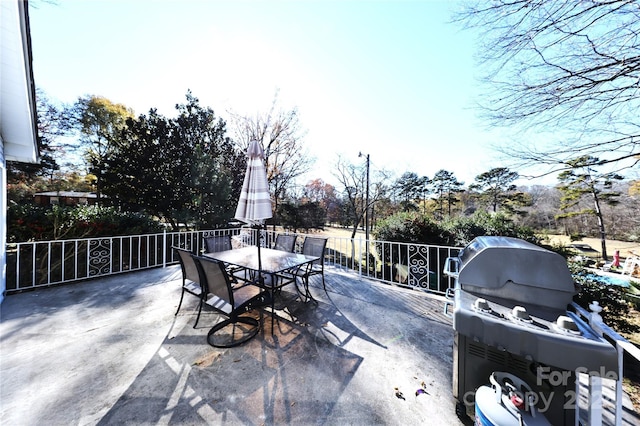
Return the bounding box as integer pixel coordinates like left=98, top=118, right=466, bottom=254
left=542, top=234, right=640, bottom=260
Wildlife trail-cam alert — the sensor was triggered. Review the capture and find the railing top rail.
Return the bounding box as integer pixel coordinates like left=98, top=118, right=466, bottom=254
left=571, top=301, right=640, bottom=362
left=8, top=228, right=247, bottom=246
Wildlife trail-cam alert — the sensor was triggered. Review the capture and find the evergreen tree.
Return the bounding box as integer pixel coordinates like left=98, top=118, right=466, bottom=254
left=556, top=156, right=623, bottom=260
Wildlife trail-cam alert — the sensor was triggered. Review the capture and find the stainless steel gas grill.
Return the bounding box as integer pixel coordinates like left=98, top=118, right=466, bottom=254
left=444, top=236, right=618, bottom=425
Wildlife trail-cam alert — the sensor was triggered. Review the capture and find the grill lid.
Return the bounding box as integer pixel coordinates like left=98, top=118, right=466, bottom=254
left=455, top=236, right=576, bottom=309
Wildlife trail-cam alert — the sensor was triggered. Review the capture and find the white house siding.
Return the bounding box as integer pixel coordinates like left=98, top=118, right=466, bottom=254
left=1, top=139, right=6, bottom=303
left=1, top=0, right=39, bottom=303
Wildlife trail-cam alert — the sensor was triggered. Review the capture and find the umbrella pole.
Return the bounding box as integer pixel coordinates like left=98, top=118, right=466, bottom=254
left=256, top=225, right=263, bottom=278
left=255, top=224, right=274, bottom=332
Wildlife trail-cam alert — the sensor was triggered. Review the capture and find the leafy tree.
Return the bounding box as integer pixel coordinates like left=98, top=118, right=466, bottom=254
left=102, top=92, right=243, bottom=229
left=393, top=172, right=429, bottom=212
left=277, top=201, right=326, bottom=232
left=73, top=96, right=134, bottom=201
left=172, top=92, right=244, bottom=227
left=304, top=179, right=340, bottom=224
left=556, top=156, right=624, bottom=260
left=430, top=170, right=464, bottom=218
left=455, top=1, right=640, bottom=176
left=469, top=167, right=528, bottom=214
left=7, top=90, right=70, bottom=199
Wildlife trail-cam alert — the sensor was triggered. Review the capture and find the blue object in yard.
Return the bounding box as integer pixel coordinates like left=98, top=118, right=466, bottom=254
left=585, top=273, right=630, bottom=288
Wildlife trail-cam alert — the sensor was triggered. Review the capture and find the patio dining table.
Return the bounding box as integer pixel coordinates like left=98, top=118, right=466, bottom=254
left=203, top=246, right=319, bottom=332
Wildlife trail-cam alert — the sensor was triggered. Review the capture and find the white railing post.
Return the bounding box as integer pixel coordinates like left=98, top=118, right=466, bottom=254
left=162, top=229, right=167, bottom=268
left=616, top=341, right=624, bottom=426
left=575, top=376, right=580, bottom=426
left=358, top=237, right=363, bottom=277
left=588, top=375, right=603, bottom=425
left=587, top=301, right=604, bottom=425
left=589, top=301, right=604, bottom=337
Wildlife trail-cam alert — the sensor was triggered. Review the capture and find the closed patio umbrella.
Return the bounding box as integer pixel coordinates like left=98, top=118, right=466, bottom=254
left=235, top=139, right=272, bottom=278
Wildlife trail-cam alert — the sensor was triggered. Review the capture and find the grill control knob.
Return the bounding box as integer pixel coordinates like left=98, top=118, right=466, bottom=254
left=556, top=315, right=580, bottom=332
left=512, top=306, right=530, bottom=321
left=474, top=298, right=491, bottom=312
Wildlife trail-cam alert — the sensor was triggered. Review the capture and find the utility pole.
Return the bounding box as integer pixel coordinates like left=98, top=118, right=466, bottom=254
left=358, top=152, right=370, bottom=242
left=359, top=152, right=370, bottom=270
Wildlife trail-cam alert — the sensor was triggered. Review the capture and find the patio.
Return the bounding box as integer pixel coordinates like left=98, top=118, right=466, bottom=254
left=0, top=265, right=463, bottom=425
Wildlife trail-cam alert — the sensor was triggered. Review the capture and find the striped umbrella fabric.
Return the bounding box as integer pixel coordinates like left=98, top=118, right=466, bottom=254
left=234, top=140, right=273, bottom=225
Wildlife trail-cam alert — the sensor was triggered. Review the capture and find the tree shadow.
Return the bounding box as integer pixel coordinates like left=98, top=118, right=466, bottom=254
left=97, top=295, right=365, bottom=424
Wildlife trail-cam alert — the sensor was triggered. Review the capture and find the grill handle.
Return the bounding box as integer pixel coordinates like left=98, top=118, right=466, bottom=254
left=443, top=257, right=459, bottom=278
left=443, top=301, right=453, bottom=318
left=443, top=287, right=455, bottom=318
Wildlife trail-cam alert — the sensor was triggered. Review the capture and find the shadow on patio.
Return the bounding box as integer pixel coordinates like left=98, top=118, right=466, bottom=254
left=0, top=265, right=463, bottom=425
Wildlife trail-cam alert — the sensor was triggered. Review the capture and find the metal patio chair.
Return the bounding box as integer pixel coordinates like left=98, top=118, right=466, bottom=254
left=193, top=255, right=271, bottom=348
left=203, top=234, right=246, bottom=282
left=287, top=236, right=328, bottom=300
left=273, top=234, right=297, bottom=252
left=203, top=234, right=232, bottom=253
left=174, top=247, right=207, bottom=328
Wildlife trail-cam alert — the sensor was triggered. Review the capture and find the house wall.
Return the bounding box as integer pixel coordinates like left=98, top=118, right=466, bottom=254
left=1, top=139, right=6, bottom=303
left=1, top=0, right=39, bottom=303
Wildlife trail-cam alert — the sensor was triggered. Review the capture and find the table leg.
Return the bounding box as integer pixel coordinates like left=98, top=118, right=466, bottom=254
left=270, top=272, right=276, bottom=334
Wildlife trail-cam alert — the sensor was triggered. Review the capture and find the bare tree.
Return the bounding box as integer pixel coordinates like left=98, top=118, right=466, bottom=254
left=517, top=185, right=562, bottom=231
left=229, top=93, right=313, bottom=227
left=456, top=1, right=640, bottom=176
left=332, top=155, right=389, bottom=239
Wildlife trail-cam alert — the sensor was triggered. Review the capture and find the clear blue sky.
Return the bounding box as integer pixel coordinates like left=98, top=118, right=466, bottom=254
left=29, top=0, right=536, bottom=188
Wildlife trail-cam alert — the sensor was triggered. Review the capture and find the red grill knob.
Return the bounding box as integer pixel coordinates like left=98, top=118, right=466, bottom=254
left=510, top=393, right=526, bottom=410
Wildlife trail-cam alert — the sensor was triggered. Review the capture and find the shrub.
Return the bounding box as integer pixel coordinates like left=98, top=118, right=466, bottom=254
left=7, top=204, right=163, bottom=242
left=375, top=211, right=454, bottom=246
left=373, top=210, right=540, bottom=267
left=7, top=203, right=51, bottom=242
left=442, top=211, right=539, bottom=247
left=374, top=210, right=539, bottom=250
left=571, top=262, right=640, bottom=334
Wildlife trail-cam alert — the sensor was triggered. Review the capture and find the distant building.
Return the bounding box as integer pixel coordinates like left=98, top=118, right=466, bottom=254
left=34, top=191, right=99, bottom=206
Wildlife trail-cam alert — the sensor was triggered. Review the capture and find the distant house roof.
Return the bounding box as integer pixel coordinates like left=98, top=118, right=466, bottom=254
left=34, top=191, right=97, bottom=198
left=1, top=0, right=39, bottom=163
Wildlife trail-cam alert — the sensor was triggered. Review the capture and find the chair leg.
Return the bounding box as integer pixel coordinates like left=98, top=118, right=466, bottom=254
left=175, top=288, right=186, bottom=315
left=207, top=316, right=260, bottom=348
left=193, top=298, right=204, bottom=329
left=305, top=275, right=318, bottom=304
left=293, top=275, right=316, bottom=304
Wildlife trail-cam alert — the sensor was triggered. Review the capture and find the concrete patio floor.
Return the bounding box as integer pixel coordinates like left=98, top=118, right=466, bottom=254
left=0, top=265, right=465, bottom=425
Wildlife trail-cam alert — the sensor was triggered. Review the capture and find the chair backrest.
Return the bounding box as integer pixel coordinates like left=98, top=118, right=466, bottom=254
left=193, top=256, right=235, bottom=313
left=174, top=247, right=200, bottom=284
left=203, top=235, right=232, bottom=253
left=274, top=234, right=297, bottom=252
left=302, top=237, right=327, bottom=265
